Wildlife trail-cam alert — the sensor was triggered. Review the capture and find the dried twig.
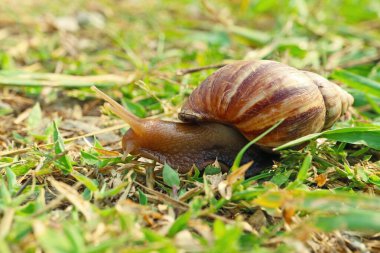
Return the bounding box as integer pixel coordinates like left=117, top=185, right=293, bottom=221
left=176, top=63, right=226, bottom=76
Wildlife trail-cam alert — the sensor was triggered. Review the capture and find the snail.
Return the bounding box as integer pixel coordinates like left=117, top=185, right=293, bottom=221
left=92, top=60, right=353, bottom=174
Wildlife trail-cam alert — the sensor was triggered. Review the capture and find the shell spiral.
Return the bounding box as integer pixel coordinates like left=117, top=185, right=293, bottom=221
left=179, top=60, right=354, bottom=148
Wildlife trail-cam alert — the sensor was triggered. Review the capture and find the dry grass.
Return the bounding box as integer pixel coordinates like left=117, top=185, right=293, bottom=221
left=0, top=0, right=379, bottom=252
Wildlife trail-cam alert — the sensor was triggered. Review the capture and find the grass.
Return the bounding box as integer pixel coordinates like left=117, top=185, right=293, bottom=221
left=0, top=0, right=380, bottom=252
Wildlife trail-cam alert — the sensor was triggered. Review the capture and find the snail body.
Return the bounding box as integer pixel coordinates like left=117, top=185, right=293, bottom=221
left=92, top=60, right=353, bottom=174
left=121, top=120, right=272, bottom=173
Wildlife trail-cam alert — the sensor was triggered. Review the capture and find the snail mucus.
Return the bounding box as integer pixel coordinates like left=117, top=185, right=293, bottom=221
left=92, top=60, right=353, bottom=175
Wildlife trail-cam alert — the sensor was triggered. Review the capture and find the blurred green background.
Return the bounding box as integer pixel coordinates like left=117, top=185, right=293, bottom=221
left=0, top=1, right=380, bottom=252
left=1, top=0, right=379, bottom=74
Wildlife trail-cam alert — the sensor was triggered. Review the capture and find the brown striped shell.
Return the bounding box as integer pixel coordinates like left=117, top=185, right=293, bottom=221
left=179, top=60, right=354, bottom=148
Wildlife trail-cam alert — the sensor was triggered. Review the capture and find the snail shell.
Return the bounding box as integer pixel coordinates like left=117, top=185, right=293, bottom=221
left=179, top=60, right=353, bottom=148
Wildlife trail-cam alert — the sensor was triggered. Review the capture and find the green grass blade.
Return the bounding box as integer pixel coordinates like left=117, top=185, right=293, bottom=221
left=287, top=153, right=313, bottom=189
left=323, top=127, right=380, bottom=150
left=331, top=69, right=380, bottom=97
left=231, top=119, right=284, bottom=171
left=315, top=210, right=380, bottom=232
left=163, top=164, right=180, bottom=188
left=167, top=211, right=192, bottom=237
left=365, top=94, right=380, bottom=114
left=138, top=189, right=148, bottom=205
left=71, top=171, right=98, bottom=192
left=0, top=71, right=127, bottom=88
left=53, top=121, right=73, bottom=175
left=274, top=126, right=380, bottom=151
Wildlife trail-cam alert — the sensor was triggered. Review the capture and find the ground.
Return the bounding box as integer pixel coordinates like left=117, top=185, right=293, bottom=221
left=0, top=0, right=379, bottom=252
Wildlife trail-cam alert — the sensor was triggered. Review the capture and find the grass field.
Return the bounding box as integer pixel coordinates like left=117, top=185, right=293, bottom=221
left=0, top=0, right=380, bottom=252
